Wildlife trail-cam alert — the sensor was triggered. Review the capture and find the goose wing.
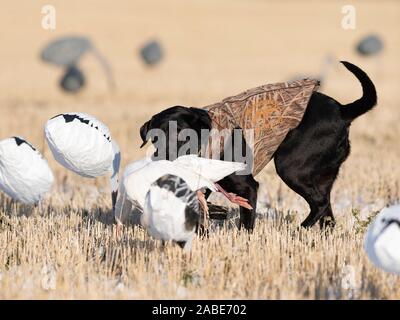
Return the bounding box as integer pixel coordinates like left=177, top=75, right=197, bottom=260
left=173, top=154, right=247, bottom=181
left=123, top=159, right=216, bottom=208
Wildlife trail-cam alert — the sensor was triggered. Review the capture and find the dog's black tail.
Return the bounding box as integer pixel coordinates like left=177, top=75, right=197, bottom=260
left=340, top=61, right=377, bottom=122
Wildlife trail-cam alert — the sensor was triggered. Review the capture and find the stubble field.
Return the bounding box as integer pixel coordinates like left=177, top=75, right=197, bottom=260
left=0, top=0, right=399, bottom=299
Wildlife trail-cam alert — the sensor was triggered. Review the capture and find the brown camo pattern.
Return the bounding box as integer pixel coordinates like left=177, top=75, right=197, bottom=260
left=202, top=79, right=320, bottom=176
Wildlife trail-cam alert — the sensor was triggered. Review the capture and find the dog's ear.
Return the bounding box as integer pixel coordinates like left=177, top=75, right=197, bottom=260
left=139, top=120, right=151, bottom=148
left=189, top=107, right=212, bottom=130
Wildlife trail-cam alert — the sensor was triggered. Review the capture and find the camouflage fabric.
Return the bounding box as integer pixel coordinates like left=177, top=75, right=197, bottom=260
left=203, top=79, right=320, bottom=176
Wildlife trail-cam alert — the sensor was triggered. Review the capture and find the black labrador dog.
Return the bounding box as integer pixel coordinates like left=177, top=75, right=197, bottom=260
left=139, top=61, right=377, bottom=231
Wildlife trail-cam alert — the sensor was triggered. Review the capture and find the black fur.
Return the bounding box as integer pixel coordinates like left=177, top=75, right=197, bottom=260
left=176, top=241, right=186, bottom=249
left=273, top=61, right=376, bottom=228
left=184, top=205, right=199, bottom=231
left=140, top=106, right=212, bottom=159
left=139, top=61, right=377, bottom=230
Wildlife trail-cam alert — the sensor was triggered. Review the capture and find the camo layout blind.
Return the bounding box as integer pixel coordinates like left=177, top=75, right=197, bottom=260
left=203, top=79, right=320, bottom=176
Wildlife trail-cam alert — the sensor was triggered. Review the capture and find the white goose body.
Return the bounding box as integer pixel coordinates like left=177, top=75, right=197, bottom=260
left=365, top=205, right=400, bottom=274
left=144, top=174, right=199, bottom=250
left=0, top=137, right=54, bottom=204
left=45, top=113, right=120, bottom=208
left=120, top=155, right=245, bottom=207
left=115, top=155, right=246, bottom=227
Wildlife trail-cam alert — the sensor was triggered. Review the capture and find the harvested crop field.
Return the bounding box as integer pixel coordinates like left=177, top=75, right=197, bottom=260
left=0, top=0, right=399, bottom=299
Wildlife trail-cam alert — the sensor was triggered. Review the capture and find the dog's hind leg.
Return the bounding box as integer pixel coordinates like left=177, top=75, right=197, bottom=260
left=318, top=203, right=335, bottom=229
left=300, top=195, right=330, bottom=228
left=301, top=169, right=340, bottom=228
left=282, top=177, right=335, bottom=228
left=315, top=170, right=338, bottom=229
left=274, top=155, right=332, bottom=228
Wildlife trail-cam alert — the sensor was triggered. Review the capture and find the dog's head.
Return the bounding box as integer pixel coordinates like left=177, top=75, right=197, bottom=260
left=140, top=106, right=212, bottom=159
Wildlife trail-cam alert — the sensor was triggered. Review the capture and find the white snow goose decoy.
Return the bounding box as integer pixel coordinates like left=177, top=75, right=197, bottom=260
left=45, top=113, right=121, bottom=210
left=364, top=205, right=400, bottom=275
left=114, top=155, right=250, bottom=242
left=0, top=137, right=54, bottom=204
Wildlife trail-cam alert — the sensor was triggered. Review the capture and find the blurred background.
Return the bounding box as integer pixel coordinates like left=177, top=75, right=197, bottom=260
left=0, top=0, right=398, bottom=212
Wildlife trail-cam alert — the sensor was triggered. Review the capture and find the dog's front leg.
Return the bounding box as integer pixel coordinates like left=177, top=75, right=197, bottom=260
left=216, top=173, right=259, bottom=231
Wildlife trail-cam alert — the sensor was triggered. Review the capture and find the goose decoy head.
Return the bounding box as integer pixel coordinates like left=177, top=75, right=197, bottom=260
left=60, top=65, right=85, bottom=93
left=140, top=40, right=163, bottom=66
left=41, top=36, right=114, bottom=91
left=356, top=35, right=384, bottom=56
